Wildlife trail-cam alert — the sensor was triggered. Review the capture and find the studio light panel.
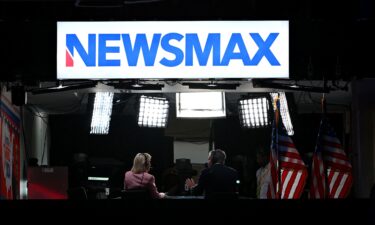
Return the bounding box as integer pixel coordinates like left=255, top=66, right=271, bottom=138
left=138, top=95, right=169, bottom=128
left=239, top=97, right=271, bottom=128
left=90, top=92, right=114, bottom=135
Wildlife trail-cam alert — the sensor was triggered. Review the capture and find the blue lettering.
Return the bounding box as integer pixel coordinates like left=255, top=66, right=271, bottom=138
left=250, top=33, right=280, bottom=66
left=160, top=33, right=184, bottom=67
left=66, top=32, right=281, bottom=69
left=221, top=33, right=251, bottom=66
left=122, top=34, right=161, bottom=66
left=99, top=34, right=120, bottom=66
left=66, top=34, right=96, bottom=66
left=185, top=33, right=221, bottom=66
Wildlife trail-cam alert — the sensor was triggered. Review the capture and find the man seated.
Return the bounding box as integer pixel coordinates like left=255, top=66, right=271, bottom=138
left=185, top=149, right=239, bottom=199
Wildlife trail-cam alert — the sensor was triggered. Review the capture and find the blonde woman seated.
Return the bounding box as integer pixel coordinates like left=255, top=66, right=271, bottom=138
left=124, top=153, right=165, bottom=199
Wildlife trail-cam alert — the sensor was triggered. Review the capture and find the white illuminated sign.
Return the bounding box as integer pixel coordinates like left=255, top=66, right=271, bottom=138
left=57, top=21, right=289, bottom=79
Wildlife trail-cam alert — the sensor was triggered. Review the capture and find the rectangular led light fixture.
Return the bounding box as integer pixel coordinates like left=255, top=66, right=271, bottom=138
left=90, top=92, right=114, bottom=134
left=138, top=95, right=169, bottom=128
left=176, top=92, right=226, bottom=118
left=239, top=97, right=271, bottom=128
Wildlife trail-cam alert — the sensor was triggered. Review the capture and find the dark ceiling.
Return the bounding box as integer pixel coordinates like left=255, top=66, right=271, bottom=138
left=0, top=0, right=374, bottom=81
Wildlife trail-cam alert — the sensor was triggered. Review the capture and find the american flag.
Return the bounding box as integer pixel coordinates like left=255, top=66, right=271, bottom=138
left=310, top=118, right=352, bottom=199
left=267, top=100, right=308, bottom=199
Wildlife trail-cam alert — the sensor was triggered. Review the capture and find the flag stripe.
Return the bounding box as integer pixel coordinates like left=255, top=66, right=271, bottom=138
left=339, top=174, right=352, bottom=198
left=328, top=170, right=338, bottom=192
left=324, top=151, right=350, bottom=161
left=278, top=140, right=296, bottom=148
left=279, top=151, right=302, bottom=160
left=288, top=171, right=301, bottom=199
left=323, top=146, right=348, bottom=156
left=329, top=172, right=343, bottom=198
left=279, top=156, right=304, bottom=165
left=334, top=173, right=348, bottom=198
left=280, top=162, right=306, bottom=171
left=322, top=141, right=342, bottom=149
left=281, top=170, right=291, bottom=198
left=323, top=156, right=351, bottom=167
left=295, top=170, right=307, bottom=199
left=279, top=145, right=299, bottom=154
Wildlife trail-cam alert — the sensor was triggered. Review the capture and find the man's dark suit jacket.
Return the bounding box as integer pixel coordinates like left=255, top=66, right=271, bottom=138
left=192, top=163, right=238, bottom=198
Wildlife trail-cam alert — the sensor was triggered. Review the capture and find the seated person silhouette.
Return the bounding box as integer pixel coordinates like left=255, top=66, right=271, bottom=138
left=124, top=153, right=165, bottom=199
left=161, top=164, right=180, bottom=196
left=185, top=149, right=239, bottom=199
left=161, top=159, right=198, bottom=196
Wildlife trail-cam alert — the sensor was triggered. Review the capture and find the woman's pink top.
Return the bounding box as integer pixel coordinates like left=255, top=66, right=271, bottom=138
left=124, top=171, right=163, bottom=199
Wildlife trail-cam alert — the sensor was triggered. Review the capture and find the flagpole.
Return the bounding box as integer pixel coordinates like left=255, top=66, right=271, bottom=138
left=321, top=92, right=328, bottom=198
left=275, top=94, right=281, bottom=199
left=322, top=76, right=327, bottom=116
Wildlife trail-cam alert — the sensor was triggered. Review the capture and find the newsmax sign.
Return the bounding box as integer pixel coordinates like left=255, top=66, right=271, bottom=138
left=57, top=21, right=289, bottom=79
